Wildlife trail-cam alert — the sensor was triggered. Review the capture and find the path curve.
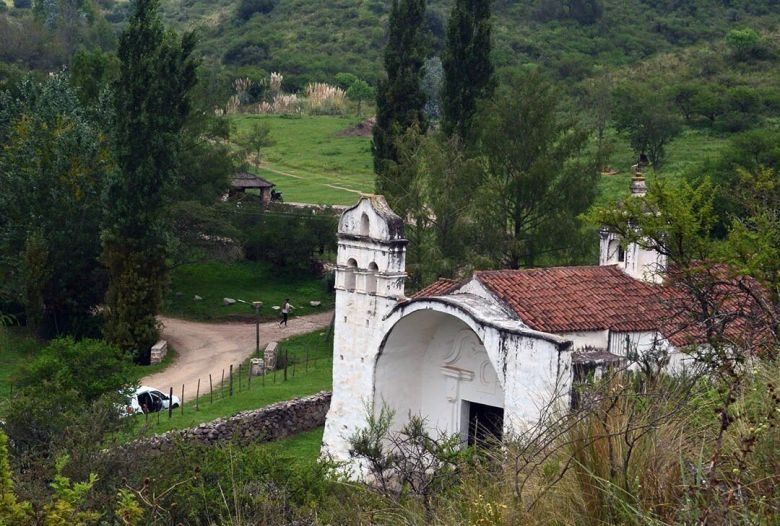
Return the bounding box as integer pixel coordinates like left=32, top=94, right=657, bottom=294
left=141, top=311, right=333, bottom=402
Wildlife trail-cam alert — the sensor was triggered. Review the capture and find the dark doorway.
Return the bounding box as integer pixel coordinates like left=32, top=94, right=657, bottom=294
left=466, top=402, right=504, bottom=446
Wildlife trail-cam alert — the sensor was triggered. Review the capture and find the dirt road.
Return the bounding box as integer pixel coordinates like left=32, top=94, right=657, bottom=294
left=141, top=312, right=333, bottom=402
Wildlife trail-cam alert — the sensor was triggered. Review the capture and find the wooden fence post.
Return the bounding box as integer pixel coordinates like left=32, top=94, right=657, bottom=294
left=168, top=387, right=173, bottom=419
left=284, top=350, right=288, bottom=381
left=229, top=364, right=234, bottom=397
left=209, top=374, right=213, bottom=404
left=196, top=378, right=200, bottom=411
left=181, top=384, right=184, bottom=415
left=221, top=369, right=225, bottom=398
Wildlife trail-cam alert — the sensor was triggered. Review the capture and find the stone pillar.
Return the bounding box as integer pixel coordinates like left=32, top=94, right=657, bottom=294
left=264, top=341, right=278, bottom=370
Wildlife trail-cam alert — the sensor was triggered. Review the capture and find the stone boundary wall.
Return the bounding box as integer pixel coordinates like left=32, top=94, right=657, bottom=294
left=130, top=391, right=331, bottom=451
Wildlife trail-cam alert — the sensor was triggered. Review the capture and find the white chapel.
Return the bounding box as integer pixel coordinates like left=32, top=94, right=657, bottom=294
left=320, top=179, right=705, bottom=466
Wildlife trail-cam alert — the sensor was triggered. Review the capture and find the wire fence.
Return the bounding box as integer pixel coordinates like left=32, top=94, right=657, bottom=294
left=139, top=343, right=331, bottom=425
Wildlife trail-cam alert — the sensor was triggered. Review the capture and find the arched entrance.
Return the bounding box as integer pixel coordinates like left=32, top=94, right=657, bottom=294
left=374, top=310, right=504, bottom=443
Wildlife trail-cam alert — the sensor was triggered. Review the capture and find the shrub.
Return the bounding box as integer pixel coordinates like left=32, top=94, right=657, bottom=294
left=17, top=337, right=137, bottom=401
left=236, top=209, right=336, bottom=272
left=223, top=40, right=271, bottom=66
left=2, top=338, right=137, bottom=459
left=236, top=0, right=276, bottom=21
left=13, top=0, right=32, bottom=8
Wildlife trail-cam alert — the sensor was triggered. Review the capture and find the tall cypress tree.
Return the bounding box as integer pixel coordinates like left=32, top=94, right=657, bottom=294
left=102, top=0, right=197, bottom=363
left=441, top=0, right=495, bottom=142
left=373, top=0, right=428, bottom=194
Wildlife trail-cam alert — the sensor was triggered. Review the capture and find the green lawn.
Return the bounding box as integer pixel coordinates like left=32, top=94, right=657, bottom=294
left=129, top=330, right=333, bottom=436
left=163, top=261, right=334, bottom=321
left=0, top=328, right=40, bottom=394
left=229, top=114, right=732, bottom=209
left=231, top=114, right=374, bottom=206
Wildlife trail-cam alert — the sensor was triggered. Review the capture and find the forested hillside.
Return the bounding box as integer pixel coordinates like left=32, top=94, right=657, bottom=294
left=158, top=0, right=780, bottom=89
left=2, top=0, right=779, bottom=96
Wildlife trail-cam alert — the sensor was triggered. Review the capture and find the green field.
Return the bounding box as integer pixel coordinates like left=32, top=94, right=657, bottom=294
left=231, top=114, right=374, bottom=206
left=129, top=330, right=333, bottom=436
left=230, top=114, right=734, bottom=208
left=163, top=260, right=334, bottom=321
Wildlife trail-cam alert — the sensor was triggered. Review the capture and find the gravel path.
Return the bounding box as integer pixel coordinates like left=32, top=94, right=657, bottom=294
left=141, top=311, right=334, bottom=402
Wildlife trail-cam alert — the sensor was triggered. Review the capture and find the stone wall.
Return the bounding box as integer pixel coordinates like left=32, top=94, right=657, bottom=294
left=132, top=391, right=331, bottom=450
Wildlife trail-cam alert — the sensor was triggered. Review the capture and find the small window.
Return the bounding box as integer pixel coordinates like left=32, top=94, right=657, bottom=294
left=359, top=213, right=370, bottom=236
left=366, top=262, right=378, bottom=294
left=345, top=258, right=357, bottom=290
left=608, top=239, right=624, bottom=263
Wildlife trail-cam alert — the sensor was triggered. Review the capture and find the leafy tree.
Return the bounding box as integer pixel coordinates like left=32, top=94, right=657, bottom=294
left=70, top=47, right=119, bottom=104
left=384, top=127, right=481, bottom=285
left=0, top=73, right=110, bottom=336
left=334, top=72, right=358, bottom=90
left=416, top=133, right=481, bottom=279
left=239, top=121, right=274, bottom=168
left=612, top=81, right=681, bottom=167
left=667, top=82, right=700, bottom=122
left=440, top=0, right=495, bottom=142
left=176, top=113, right=234, bottom=203
left=726, top=28, right=766, bottom=61
left=691, top=84, right=728, bottom=125
left=699, top=128, right=780, bottom=236
left=727, top=86, right=762, bottom=114
left=103, top=0, right=197, bottom=363
left=565, top=0, right=602, bottom=24
left=591, top=172, right=779, bottom=351
left=474, top=70, right=598, bottom=268
left=582, top=73, right=613, bottom=163
left=534, top=0, right=602, bottom=24
left=346, top=79, right=375, bottom=116
left=373, top=0, right=428, bottom=191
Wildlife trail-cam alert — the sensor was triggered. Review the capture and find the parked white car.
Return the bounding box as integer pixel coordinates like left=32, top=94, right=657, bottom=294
left=126, top=386, right=180, bottom=415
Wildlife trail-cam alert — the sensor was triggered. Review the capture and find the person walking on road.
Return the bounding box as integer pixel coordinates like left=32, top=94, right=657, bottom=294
left=279, top=298, right=294, bottom=327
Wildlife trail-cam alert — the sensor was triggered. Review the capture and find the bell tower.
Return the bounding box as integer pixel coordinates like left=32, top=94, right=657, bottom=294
left=323, top=195, right=407, bottom=462
left=599, top=164, right=666, bottom=284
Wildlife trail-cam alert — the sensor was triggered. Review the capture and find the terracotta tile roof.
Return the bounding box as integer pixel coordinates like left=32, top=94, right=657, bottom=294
left=413, top=265, right=772, bottom=350
left=411, top=278, right=460, bottom=299
left=475, top=266, right=666, bottom=334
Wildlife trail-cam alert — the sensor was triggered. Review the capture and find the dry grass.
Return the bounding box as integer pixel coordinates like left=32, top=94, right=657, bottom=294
left=304, top=82, right=346, bottom=115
